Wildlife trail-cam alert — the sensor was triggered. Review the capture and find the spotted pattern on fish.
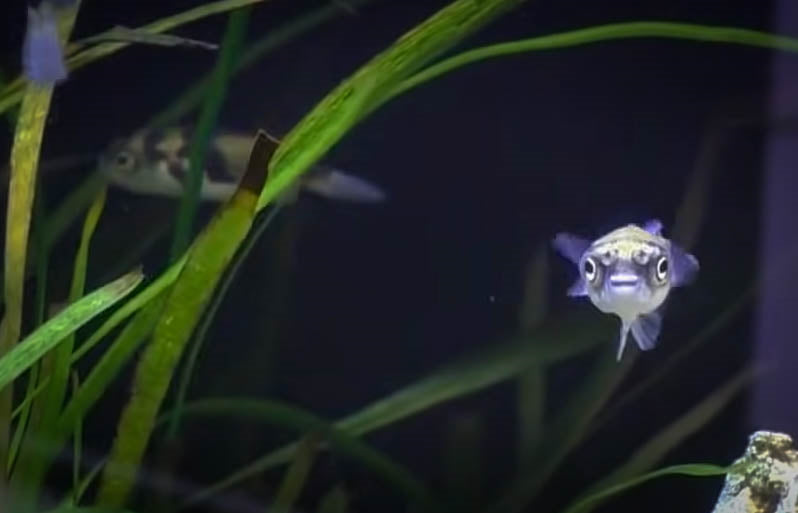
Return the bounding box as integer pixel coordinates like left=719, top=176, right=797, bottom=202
left=99, top=124, right=387, bottom=204
left=552, top=220, right=699, bottom=361
left=712, top=431, right=798, bottom=513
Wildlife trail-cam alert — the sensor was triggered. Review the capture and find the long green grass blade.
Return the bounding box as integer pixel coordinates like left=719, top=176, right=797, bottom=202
left=170, top=7, right=250, bottom=261
left=0, top=0, right=272, bottom=117
left=149, top=0, right=379, bottom=128
left=168, top=205, right=282, bottom=439
left=95, top=134, right=273, bottom=507
left=179, top=311, right=611, bottom=508
left=0, top=0, right=84, bottom=469
left=386, top=22, right=798, bottom=105
left=256, top=0, right=526, bottom=211
left=158, top=398, right=436, bottom=510
left=11, top=188, right=108, bottom=506
left=559, top=463, right=729, bottom=513
left=0, top=268, right=143, bottom=392
left=272, top=433, right=322, bottom=513
left=560, top=367, right=757, bottom=513
left=516, top=245, right=548, bottom=471
left=39, top=187, right=106, bottom=433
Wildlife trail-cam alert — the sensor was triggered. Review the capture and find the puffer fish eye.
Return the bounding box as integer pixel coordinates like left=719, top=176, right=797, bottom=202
left=655, top=255, right=668, bottom=282
left=583, top=256, right=598, bottom=282
left=114, top=151, right=135, bottom=172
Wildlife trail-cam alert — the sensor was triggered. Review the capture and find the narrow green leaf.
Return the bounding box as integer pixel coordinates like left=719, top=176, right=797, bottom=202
left=40, top=187, right=106, bottom=433
left=74, top=26, right=218, bottom=50
left=256, top=0, right=526, bottom=211
left=272, top=433, right=322, bottom=513
left=179, top=310, right=612, bottom=507
left=0, top=0, right=271, bottom=116
left=563, top=367, right=758, bottom=513
left=170, top=7, right=251, bottom=260
left=168, top=205, right=282, bottom=439
left=516, top=245, right=549, bottom=470
left=96, top=134, right=273, bottom=507
left=386, top=22, right=798, bottom=106
left=559, top=463, right=729, bottom=513
left=148, top=0, right=380, bottom=128
left=0, top=268, right=144, bottom=392
left=0, top=0, right=84, bottom=468
left=158, top=398, right=436, bottom=511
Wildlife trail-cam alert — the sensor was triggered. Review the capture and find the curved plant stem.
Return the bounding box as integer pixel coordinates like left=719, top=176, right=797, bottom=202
left=385, top=21, right=798, bottom=106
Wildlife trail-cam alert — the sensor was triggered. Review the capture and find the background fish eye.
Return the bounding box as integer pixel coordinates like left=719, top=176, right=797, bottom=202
left=114, top=151, right=134, bottom=172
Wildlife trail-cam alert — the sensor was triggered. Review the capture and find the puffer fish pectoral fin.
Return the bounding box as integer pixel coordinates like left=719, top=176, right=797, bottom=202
left=642, top=219, right=663, bottom=235
left=301, top=165, right=386, bottom=203
left=566, top=277, right=588, bottom=297
left=552, top=232, right=591, bottom=266
left=630, top=309, right=663, bottom=352
left=670, top=243, right=700, bottom=287
left=617, top=321, right=632, bottom=361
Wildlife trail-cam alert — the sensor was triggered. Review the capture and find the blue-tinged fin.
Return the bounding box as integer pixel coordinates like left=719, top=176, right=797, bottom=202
left=566, top=278, right=588, bottom=297
left=552, top=232, right=591, bottom=266
left=302, top=166, right=386, bottom=203
left=617, top=321, right=632, bottom=361
left=22, top=3, right=68, bottom=86
left=642, top=219, right=663, bottom=235
left=670, top=243, right=700, bottom=287
left=630, top=309, right=663, bottom=352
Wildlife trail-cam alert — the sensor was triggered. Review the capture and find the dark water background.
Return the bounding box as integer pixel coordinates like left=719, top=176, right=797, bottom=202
left=0, top=0, right=779, bottom=512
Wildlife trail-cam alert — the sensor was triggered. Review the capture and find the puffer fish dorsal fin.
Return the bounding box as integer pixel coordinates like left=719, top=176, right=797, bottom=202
left=669, top=243, right=700, bottom=287
left=552, top=232, right=591, bottom=266
left=642, top=219, right=663, bottom=235
left=630, top=310, right=663, bottom=351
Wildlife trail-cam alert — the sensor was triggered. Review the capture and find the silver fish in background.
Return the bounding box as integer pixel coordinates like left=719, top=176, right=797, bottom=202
left=97, top=125, right=387, bottom=205
left=552, top=219, right=699, bottom=361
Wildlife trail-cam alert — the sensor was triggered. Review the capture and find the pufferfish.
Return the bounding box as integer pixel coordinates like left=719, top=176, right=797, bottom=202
left=97, top=125, right=386, bottom=204
left=552, top=219, right=699, bottom=361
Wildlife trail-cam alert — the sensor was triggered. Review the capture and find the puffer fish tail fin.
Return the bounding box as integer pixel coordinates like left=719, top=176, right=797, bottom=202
left=617, top=321, right=632, bottom=361
left=630, top=310, right=663, bottom=352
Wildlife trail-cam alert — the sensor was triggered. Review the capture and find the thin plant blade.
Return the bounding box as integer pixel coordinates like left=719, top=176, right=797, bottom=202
left=560, top=366, right=758, bottom=513
left=0, top=268, right=143, bottom=393
left=95, top=132, right=275, bottom=507
left=559, top=463, right=729, bottom=513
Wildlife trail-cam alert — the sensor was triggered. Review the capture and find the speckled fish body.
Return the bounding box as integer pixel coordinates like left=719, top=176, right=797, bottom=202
left=711, top=431, right=798, bottom=513
left=552, top=219, right=699, bottom=361
left=97, top=126, right=386, bottom=205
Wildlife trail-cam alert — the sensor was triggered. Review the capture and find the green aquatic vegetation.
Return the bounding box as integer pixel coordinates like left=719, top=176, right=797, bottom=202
left=169, top=8, right=251, bottom=261
left=0, top=0, right=270, bottom=117
left=94, top=132, right=274, bottom=507
left=560, top=463, right=730, bottom=513
left=4, top=1, right=798, bottom=512
left=1, top=0, right=84, bottom=471
left=0, top=269, right=142, bottom=392
left=155, top=398, right=437, bottom=510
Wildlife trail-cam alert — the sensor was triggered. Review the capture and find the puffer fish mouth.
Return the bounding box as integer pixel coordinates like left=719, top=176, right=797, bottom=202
left=609, top=273, right=640, bottom=289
